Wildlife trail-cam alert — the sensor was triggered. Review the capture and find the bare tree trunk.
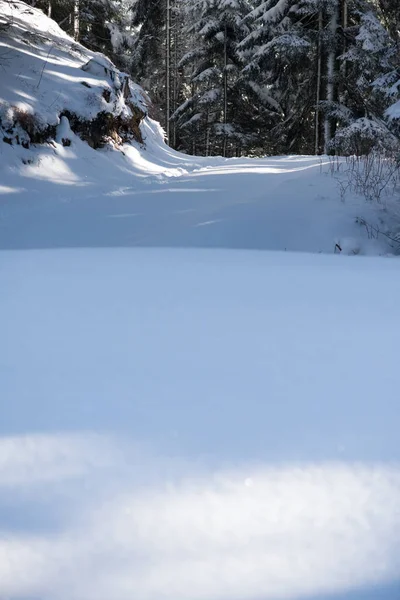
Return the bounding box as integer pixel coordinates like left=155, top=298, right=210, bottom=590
left=166, top=0, right=171, bottom=143
left=172, top=0, right=178, bottom=148
left=342, top=0, right=348, bottom=39
left=324, top=1, right=338, bottom=153
left=223, top=23, right=228, bottom=158
left=73, top=0, right=80, bottom=42
left=48, top=1, right=52, bottom=18
left=339, top=0, right=348, bottom=104
left=315, top=10, right=323, bottom=155
left=205, top=111, right=210, bottom=157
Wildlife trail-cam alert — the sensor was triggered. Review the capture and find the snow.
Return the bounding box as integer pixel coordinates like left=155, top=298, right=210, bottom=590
left=251, top=0, right=290, bottom=24
left=0, top=126, right=391, bottom=253
left=1, top=3, right=400, bottom=600
left=2, top=125, right=400, bottom=600
left=387, top=100, right=400, bottom=120
left=0, top=0, right=146, bottom=137
left=1, top=247, right=400, bottom=600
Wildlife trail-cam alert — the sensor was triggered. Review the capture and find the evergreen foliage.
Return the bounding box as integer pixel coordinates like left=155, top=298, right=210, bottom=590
left=23, top=0, right=400, bottom=156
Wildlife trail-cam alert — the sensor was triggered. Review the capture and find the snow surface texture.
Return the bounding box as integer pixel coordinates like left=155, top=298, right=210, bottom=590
left=1, top=249, right=400, bottom=600
left=1, top=4, right=400, bottom=600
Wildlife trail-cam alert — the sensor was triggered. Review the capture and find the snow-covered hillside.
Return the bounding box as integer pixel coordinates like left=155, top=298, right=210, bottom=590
left=0, top=0, right=146, bottom=148
left=1, top=4, right=400, bottom=600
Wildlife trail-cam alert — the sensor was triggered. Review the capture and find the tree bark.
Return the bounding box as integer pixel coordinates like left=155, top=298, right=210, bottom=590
left=166, top=0, right=171, bottom=142
left=315, top=10, right=323, bottom=155
left=324, top=1, right=338, bottom=153
left=223, top=23, right=228, bottom=158
left=73, top=0, right=80, bottom=42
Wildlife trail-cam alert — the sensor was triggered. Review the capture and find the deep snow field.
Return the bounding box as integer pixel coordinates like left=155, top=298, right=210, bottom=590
left=1, top=3, right=400, bottom=600
left=2, top=123, right=400, bottom=600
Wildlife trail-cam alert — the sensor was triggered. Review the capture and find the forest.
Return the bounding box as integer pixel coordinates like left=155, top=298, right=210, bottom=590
left=24, top=0, right=400, bottom=157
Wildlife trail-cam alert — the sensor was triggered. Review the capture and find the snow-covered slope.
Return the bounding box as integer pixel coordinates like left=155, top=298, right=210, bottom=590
left=1, top=5, right=400, bottom=600
left=0, top=0, right=146, bottom=147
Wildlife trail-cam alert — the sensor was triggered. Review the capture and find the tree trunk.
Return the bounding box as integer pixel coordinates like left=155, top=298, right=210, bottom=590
left=339, top=0, right=348, bottom=104
left=205, top=112, right=210, bottom=157
left=324, top=1, right=338, bottom=153
left=73, top=0, right=80, bottom=42
left=315, top=10, right=323, bottom=155
left=172, top=0, right=178, bottom=148
left=223, top=23, right=228, bottom=158
left=166, top=0, right=171, bottom=143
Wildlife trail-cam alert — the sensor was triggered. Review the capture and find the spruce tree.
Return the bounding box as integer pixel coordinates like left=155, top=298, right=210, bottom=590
left=174, top=0, right=253, bottom=156
left=32, top=0, right=132, bottom=69
left=323, top=0, right=397, bottom=154
left=240, top=0, right=320, bottom=154
left=130, top=0, right=166, bottom=125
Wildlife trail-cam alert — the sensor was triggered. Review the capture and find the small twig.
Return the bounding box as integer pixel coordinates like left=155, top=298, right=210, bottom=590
left=36, top=44, right=54, bottom=89
left=46, top=91, right=61, bottom=110
left=357, top=217, right=400, bottom=247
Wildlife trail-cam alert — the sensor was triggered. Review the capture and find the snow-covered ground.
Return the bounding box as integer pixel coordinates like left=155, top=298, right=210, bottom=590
left=2, top=131, right=400, bottom=600
left=0, top=117, right=393, bottom=255
left=2, top=246, right=400, bottom=600
left=1, top=3, right=400, bottom=600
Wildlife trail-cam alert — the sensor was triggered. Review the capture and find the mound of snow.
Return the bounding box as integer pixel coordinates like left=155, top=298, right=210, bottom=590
left=0, top=0, right=147, bottom=147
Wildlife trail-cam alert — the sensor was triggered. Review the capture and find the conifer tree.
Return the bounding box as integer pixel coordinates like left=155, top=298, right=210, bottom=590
left=32, top=0, right=132, bottom=68
left=130, top=0, right=166, bottom=125
left=174, top=0, right=253, bottom=156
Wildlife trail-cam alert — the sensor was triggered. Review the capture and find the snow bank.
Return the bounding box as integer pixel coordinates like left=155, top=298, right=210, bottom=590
left=0, top=0, right=147, bottom=148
